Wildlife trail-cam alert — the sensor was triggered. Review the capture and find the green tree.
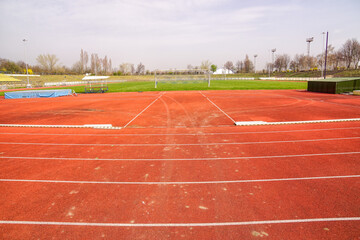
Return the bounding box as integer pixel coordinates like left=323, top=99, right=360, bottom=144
left=210, top=64, right=217, bottom=72
left=2, top=61, right=21, bottom=73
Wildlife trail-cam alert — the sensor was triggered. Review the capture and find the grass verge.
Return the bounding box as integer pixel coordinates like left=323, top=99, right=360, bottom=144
left=0, top=80, right=307, bottom=96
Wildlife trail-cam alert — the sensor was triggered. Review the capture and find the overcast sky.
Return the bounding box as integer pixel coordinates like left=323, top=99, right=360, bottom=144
left=1, top=0, right=360, bottom=71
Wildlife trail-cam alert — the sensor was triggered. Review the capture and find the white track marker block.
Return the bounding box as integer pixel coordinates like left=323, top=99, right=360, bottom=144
left=83, top=124, right=114, bottom=129
left=234, top=121, right=267, bottom=126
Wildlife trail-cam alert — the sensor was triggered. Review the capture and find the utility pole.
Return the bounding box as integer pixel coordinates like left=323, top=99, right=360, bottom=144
left=324, top=32, right=329, bottom=79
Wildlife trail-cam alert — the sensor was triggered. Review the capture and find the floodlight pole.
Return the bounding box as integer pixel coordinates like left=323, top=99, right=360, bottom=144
left=271, top=49, right=276, bottom=75
left=306, top=37, right=314, bottom=56
left=254, top=54, right=258, bottom=74
left=22, top=39, right=31, bottom=88
left=306, top=37, right=314, bottom=71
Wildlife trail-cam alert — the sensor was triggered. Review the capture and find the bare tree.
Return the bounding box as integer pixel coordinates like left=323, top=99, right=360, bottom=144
left=72, top=61, right=82, bottom=74
left=96, top=55, right=101, bottom=74
left=243, top=55, right=254, bottom=73
left=289, top=60, right=297, bottom=72
left=130, top=64, right=135, bottom=75
left=91, top=54, right=96, bottom=74
left=224, top=61, right=234, bottom=72
left=351, top=39, right=360, bottom=69
left=136, top=62, right=145, bottom=75
left=79, top=49, right=89, bottom=73
left=36, top=54, right=59, bottom=72
left=274, top=54, right=290, bottom=72
left=102, top=56, right=108, bottom=75
left=109, top=59, right=112, bottom=74
left=80, top=49, right=85, bottom=73
left=200, top=60, right=211, bottom=70
left=119, top=63, right=133, bottom=75
left=341, top=39, right=358, bottom=69
left=37, top=54, right=49, bottom=71
left=235, top=60, right=243, bottom=73
left=84, top=51, right=88, bottom=72
left=293, top=54, right=308, bottom=71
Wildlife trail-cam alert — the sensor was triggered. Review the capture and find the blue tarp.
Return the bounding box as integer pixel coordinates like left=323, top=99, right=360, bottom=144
left=5, top=89, right=72, bottom=99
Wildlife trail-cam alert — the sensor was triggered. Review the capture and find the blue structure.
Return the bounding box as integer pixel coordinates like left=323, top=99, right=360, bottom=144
left=5, top=89, right=73, bottom=99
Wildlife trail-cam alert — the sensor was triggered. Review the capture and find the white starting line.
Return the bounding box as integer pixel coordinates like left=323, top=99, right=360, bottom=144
left=0, top=217, right=359, bottom=227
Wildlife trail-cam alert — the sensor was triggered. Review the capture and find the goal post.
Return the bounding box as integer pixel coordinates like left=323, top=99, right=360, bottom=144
left=154, top=69, right=211, bottom=88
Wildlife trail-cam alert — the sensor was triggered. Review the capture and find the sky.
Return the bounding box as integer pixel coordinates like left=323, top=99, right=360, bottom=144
left=1, top=0, right=360, bottom=71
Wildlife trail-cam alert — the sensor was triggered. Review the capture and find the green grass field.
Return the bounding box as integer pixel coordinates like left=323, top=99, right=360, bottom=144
left=0, top=80, right=307, bottom=96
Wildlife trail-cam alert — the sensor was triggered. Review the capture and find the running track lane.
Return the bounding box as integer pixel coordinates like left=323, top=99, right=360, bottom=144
left=1, top=89, right=360, bottom=239
left=0, top=178, right=359, bottom=239
left=0, top=124, right=359, bottom=239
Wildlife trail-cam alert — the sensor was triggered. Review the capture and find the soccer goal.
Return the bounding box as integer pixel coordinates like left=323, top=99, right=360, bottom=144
left=154, top=69, right=211, bottom=88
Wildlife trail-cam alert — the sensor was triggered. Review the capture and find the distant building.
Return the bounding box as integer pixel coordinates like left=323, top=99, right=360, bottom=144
left=213, top=69, right=234, bottom=74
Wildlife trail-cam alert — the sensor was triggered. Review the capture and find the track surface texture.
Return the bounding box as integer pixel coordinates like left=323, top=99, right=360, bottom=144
left=0, top=90, right=359, bottom=239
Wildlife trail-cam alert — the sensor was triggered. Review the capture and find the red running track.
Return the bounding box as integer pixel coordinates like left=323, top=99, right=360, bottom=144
left=0, top=90, right=360, bottom=239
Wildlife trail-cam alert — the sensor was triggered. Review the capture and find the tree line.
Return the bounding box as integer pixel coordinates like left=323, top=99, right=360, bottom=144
left=1, top=38, right=359, bottom=75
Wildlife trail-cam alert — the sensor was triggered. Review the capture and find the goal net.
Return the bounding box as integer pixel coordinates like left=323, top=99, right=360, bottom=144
left=154, top=69, right=211, bottom=88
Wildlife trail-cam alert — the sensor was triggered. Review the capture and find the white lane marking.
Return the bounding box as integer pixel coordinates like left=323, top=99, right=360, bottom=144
left=1, top=136, right=359, bottom=147
left=123, top=93, right=164, bottom=128
left=235, top=118, right=360, bottom=126
left=1, top=175, right=359, bottom=185
left=0, top=151, right=359, bottom=162
left=199, top=91, right=236, bottom=123
left=0, top=126, right=360, bottom=136
left=0, top=217, right=359, bottom=227
left=0, top=124, right=121, bottom=129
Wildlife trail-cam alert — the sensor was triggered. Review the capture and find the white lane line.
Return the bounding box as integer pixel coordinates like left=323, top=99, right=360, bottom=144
left=0, top=217, right=359, bottom=227
left=199, top=91, right=236, bottom=123
left=123, top=93, right=164, bottom=128
left=1, top=151, right=359, bottom=161
left=1, top=175, right=359, bottom=185
left=1, top=126, right=360, bottom=136
left=1, top=136, right=359, bottom=147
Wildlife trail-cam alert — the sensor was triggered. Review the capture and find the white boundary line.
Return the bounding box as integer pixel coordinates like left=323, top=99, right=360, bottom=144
left=1, top=175, right=359, bottom=185
left=1, top=151, right=359, bottom=161
left=1, top=136, right=359, bottom=147
left=123, top=93, right=164, bottom=128
left=199, top=91, right=236, bottom=123
left=0, top=126, right=360, bottom=136
left=0, top=217, right=359, bottom=227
